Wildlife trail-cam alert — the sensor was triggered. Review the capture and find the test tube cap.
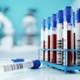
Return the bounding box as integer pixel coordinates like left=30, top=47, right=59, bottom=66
left=52, top=14, right=57, bottom=28
left=12, top=59, right=24, bottom=63
left=47, top=17, right=51, bottom=30
left=76, top=8, right=80, bottom=22
left=64, top=6, right=72, bottom=16
left=57, top=10, right=63, bottom=23
left=64, top=6, right=72, bottom=23
left=31, top=60, right=41, bottom=69
left=52, top=14, right=56, bottom=21
left=42, top=19, right=46, bottom=30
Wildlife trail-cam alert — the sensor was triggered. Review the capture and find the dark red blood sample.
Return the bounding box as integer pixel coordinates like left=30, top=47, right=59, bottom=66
left=43, top=41, right=45, bottom=60
left=67, top=30, right=73, bottom=66
left=74, top=33, right=76, bottom=64
left=51, top=34, right=57, bottom=63
left=47, top=35, right=50, bottom=62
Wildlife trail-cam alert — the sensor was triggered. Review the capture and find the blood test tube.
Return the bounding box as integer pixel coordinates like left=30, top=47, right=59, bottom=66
left=76, top=9, right=80, bottom=65
left=72, top=12, right=76, bottom=64
left=56, top=10, right=63, bottom=65
left=45, top=17, right=51, bottom=62
left=41, top=19, right=46, bottom=60
left=63, top=6, right=73, bottom=66
left=50, top=14, right=57, bottom=63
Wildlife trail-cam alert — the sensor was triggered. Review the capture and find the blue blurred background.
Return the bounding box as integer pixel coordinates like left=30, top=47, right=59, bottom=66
left=0, top=0, right=73, bottom=32
left=0, top=0, right=75, bottom=48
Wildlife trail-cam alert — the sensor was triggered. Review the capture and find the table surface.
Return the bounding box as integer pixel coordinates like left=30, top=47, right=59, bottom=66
left=0, top=65, right=80, bottom=80
left=0, top=46, right=79, bottom=80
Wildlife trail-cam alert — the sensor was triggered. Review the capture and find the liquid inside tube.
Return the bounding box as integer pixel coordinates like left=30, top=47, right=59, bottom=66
left=51, top=32, right=57, bottom=63
left=43, top=41, right=45, bottom=60
left=63, top=21, right=73, bottom=66
left=67, top=29, right=73, bottom=66
left=41, top=19, right=45, bottom=61
left=41, top=29, right=45, bottom=61
left=74, top=33, right=76, bottom=64
left=48, top=35, right=50, bottom=61
left=45, top=17, right=51, bottom=62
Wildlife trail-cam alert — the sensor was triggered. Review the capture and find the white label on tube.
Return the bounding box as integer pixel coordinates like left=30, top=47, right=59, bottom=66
left=41, top=28, right=45, bottom=60
left=56, top=23, right=63, bottom=64
left=76, top=23, right=80, bottom=65
left=2, top=62, right=33, bottom=72
left=45, top=28, right=50, bottom=61
left=63, top=21, right=68, bottom=66
left=45, top=27, right=48, bottom=61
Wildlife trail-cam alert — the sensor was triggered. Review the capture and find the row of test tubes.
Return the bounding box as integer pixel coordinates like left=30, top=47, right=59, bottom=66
left=41, top=6, right=80, bottom=66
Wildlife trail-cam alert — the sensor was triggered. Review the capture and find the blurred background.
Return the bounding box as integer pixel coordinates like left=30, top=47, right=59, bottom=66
left=0, top=0, right=77, bottom=59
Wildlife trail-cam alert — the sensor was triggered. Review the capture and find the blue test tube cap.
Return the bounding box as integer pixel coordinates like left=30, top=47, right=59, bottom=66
left=42, top=19, right=46, bottom=30
left=52, top=14, right=56, bottom=22
left=12, top=59, right=24, bottom=63
left=31, top=60, right=41, bottom=69
left=52, top=14, right=57, bottom=28
left=47, top=17, right=51, bottom=30
left=57, top=10, right=63, bottom=23
left=76, top=8, right=80, bottom=22
left=64, top=6, right=72, bottom=23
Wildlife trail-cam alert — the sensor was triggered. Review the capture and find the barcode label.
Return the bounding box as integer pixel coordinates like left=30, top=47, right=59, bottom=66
left=3, top=63, right=23, bottom=72
left=3, top=62, right=33, bottom=72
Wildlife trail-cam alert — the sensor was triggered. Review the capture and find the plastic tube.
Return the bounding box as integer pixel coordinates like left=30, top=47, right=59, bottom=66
left=50, top=14, right=57, bottom=63
left=72, top=12, right=76, bottom=64
left=76, top=9, right=80, bottom=65
left=45, top=17, right=51, bottom=62
left=56, top=10, right=63, bottom=65
left=63, top=6, right=73, bottom=66
left=0, top=60, right=41, bottom=73
left=41, top=19, right=46, bottom=60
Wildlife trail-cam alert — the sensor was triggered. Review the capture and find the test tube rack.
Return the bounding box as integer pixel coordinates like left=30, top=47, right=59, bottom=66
left=38, top=48, right=80, bottom=74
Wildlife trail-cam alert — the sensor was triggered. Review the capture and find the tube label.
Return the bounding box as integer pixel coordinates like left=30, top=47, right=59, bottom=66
left=3, top=62, right=33, bottom=72
left=45, top=28, right=50, bottom=61
left=63, top=21, right=68, bottom=66
left=76, top=23, right=80, bottom=65
left=41, top=28, right=45, bottom=60
left=56, top=23, right=63, bottom=64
